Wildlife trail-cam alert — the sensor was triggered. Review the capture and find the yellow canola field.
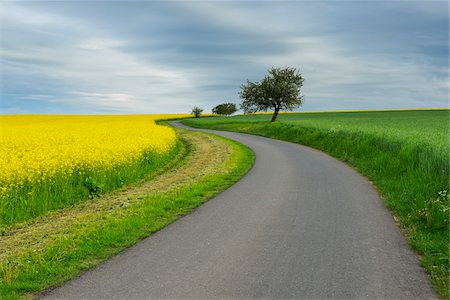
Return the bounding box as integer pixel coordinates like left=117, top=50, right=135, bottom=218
left=0, top=114, right=188, bottom=197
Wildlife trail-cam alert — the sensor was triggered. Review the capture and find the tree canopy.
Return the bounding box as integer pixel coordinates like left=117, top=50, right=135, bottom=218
left=239, top=67, right=304, bottom=122
left=212, top=102, right=237, bottom=116
left=191, top=106, right=203, bottom=118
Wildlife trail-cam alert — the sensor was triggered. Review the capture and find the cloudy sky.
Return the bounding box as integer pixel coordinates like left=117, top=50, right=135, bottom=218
left=0, top=1, right=448, bottom=114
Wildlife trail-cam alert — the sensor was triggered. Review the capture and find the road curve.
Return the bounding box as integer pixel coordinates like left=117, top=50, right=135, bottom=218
left=42, top=122, right=436, bottom=299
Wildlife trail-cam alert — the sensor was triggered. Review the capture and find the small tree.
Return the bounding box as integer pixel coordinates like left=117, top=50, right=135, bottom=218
left=191, top=106, right=203, bottom=118
left=212, top=102, right=237, bottom=116
left=239, top=67, right=304, bottom=122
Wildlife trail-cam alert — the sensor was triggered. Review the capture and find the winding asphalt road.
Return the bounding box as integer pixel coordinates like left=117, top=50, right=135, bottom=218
left=42, top=122, right=436, bottom=299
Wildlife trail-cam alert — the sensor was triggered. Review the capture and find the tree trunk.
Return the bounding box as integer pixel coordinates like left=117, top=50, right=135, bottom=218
left=271, top=109, right=279, bottom=122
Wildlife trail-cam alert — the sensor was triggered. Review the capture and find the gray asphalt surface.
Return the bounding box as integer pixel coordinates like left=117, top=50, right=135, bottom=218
left=42, top=121, right=436, bottom=299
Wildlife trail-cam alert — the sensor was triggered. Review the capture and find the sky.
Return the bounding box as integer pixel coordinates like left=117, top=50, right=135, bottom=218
left=0, top=1, right=448, bottom=114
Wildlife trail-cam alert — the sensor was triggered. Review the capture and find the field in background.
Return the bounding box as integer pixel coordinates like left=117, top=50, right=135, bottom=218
left=194, top=110, right=448, bottom=156
left=183, top=109, right=449, bottom=298
left=0, top=114, right=189, bottom=226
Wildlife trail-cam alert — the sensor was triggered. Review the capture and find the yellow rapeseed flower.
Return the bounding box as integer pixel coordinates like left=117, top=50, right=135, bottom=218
left=0, top=114, right=190, bottom=196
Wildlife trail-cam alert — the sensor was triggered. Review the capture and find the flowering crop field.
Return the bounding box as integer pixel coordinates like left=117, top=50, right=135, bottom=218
left=0, top=114, right=189, bottom=226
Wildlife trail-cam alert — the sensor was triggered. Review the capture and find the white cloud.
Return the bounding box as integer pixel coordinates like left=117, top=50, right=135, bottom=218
left=77, top=38, right=127, bottom=51
left=0, top=2, right=69, bottom=25
left=69, top=92, right=138, bottom=111
left=1, top=3, right=197, bottom=113
left=1, top=1, right=448, bottom=113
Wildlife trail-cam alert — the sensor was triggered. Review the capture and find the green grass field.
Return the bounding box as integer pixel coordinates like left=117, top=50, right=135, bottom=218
left=183, top=109, right=449, bottom=299
left=190, top=110, right=448, bottom=157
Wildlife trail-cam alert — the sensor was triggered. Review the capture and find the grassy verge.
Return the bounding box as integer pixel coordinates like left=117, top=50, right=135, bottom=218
left=182, top=116, right=449, bottom=299
left=0, top=128, right=254, bottom=299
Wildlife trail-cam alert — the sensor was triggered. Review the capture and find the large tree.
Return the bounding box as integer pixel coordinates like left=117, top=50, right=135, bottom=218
left=212, top=102, right=237, bottom=116
left=239, top=67, right=304, bottom=122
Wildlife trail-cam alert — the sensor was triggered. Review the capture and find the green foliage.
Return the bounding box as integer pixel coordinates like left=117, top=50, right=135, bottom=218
left=417, top=190, right=449, bottom=230
left=83, top=176, right=103, bottom=198
left=191, top=106, right=203, bottom=118
left=240, top=67, right=304, bottom=121
left=212, top=102, right=237, bottom=116
left=182, top=109, right=450, bottom=299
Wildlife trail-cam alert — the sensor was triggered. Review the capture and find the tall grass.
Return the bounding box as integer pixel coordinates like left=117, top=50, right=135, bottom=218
left=182, top=109, right=449, bottom=299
